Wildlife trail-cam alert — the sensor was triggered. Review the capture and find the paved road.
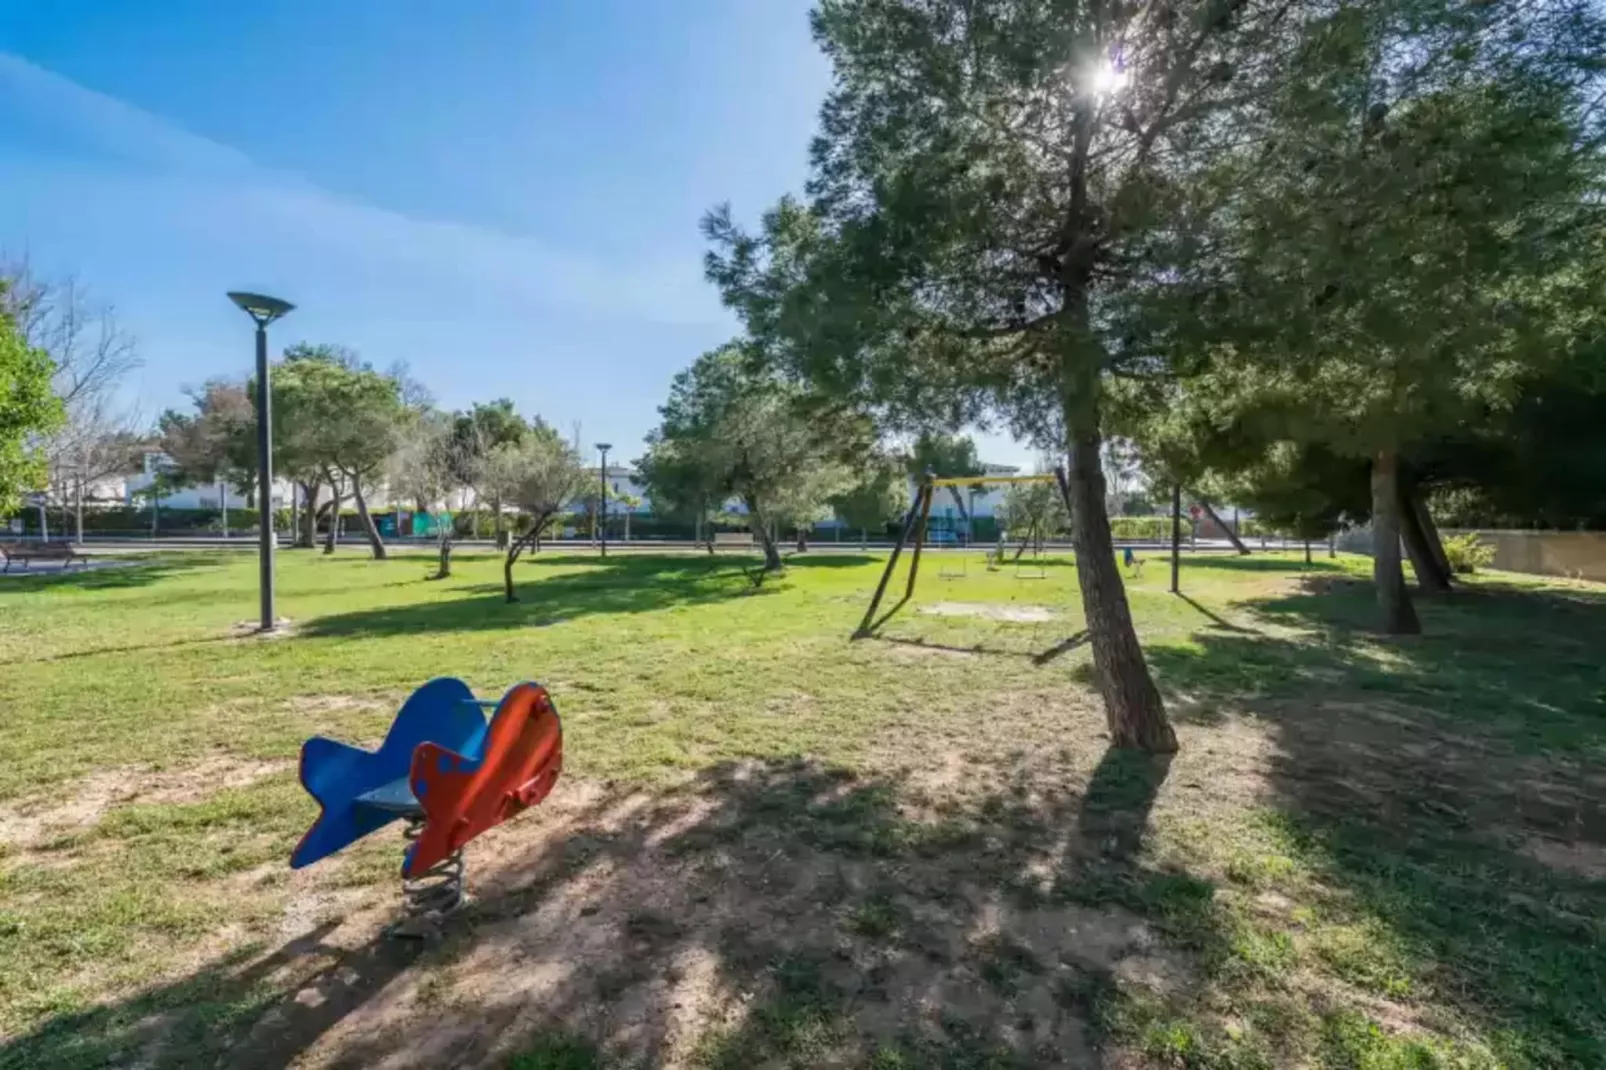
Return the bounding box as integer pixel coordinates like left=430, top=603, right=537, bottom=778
left=26, top=535, right=1286, bottom=555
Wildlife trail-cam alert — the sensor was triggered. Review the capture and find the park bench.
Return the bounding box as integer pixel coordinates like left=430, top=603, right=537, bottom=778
left=712, top=532, right=753, bottom=550
left=0, top=541, right=85, bottom=573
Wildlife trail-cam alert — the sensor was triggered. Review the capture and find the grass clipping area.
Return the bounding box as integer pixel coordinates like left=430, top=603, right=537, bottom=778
left=0, top=548, right=1602, bottom=1069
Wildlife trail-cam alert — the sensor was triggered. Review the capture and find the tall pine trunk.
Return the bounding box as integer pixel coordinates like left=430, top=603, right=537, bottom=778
left=1419, top=494, right=1458, bottom=584
left=433, top=529, right=453, bottom=580
left=1062, top=378, right=1176, bottom=753
left=1406, top=481, right=1458, bottom=594
left=1198, top=498, right=1249, bottom=555
left=349, top=473, right=387, bottom=560
left=946, top=485, right=970, bottom=530
left=757, top=526, right=783, bottom=571
left=323, top=477, right=342, bottom=554
left=1399, top=490, right=1450, bottom=593
left=746, top=497, right=783, bottom=571
left=298, top=480, right=320, bottom=548
left=1371, top=450, right=1421, bottom=634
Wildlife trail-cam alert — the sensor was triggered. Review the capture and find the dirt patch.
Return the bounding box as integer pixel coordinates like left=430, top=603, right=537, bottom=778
left=286, top=694, right=390, bottom=715
left=136, top=755, right=293, bottom=804
left=117, top=757, right=1170, bottom=1070
left=0, top=771, right=130, bottom=850
left=0, top=755, right=291, bottom=849
left=920, top=601, right=1057, bottom=623
left=882, top=639, right=979, bottom=660
left=228, top=618, right=298, bottom=639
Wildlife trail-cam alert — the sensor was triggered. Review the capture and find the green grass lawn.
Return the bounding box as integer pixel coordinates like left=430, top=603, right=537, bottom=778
left=0, top=547, right=1602, bottom=1069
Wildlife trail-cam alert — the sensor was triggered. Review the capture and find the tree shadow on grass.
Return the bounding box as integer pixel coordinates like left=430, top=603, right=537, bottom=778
left=12, top=632, right=240, bottom=666
left=0, top=556, right=219, bottom=595
left=864, top=630, right=1089, bottom=665
left=0, top=749, right=1207, bottom=1069
left=778, top=553, right=882, bottom=569
left=1147, top=573, right=1606, bottom=1065
left=299, top=554, right=778, bottom=639
left=1180, top=555, right=1344, bottom=575
left=530, top=552, right=880, bottom=571
left=1173, top=592, right=1257, bottom=635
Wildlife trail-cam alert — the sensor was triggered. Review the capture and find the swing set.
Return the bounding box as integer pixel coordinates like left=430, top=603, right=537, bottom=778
left=853, top=468, right=1070, bottom=638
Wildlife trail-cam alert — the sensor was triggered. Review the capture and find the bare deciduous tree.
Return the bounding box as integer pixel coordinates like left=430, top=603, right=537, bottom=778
left=387, top=409, right=473, bottom=579
left=2, top=259, right=145, bottom=541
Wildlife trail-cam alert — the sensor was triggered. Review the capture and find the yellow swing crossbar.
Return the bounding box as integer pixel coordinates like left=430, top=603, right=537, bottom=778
left=928, top=473, right=1060, bottom=488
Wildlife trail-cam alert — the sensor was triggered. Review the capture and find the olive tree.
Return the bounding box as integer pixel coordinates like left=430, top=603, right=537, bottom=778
left=388, top=409, right=473, bottom=579
left=487, top=421, right=587, bottom=602
left=641, top=343, right=859, bottom=572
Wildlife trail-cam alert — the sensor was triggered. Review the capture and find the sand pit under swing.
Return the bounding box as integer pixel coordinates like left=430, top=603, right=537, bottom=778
left=917, top=601, right=1057, bottom=623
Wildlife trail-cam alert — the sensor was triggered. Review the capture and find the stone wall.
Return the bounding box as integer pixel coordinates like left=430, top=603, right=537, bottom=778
left=1337, top=527, right=1606, bottom=582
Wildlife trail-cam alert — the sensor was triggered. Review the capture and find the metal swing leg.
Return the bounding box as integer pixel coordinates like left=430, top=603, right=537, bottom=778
left=854, top=482, right=933, bottom=638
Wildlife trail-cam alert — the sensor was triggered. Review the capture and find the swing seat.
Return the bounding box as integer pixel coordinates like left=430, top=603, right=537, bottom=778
left=1014, top=555, right=1047, bottom=579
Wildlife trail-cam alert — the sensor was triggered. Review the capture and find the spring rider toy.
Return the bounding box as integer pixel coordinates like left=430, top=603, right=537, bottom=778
left=290, top=677, right=562, bottom=933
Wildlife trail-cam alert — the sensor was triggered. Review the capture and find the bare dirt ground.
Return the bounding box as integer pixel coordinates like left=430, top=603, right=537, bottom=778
left=0, top=756, right=291, bottom=851
left=920, top=601, right=1058, bottom=623
left=192, top=692, right=1245, bottom=1069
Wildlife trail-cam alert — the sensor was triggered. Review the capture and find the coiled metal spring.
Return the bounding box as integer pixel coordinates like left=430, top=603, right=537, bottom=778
left=396, top=814, right=464, bottom=934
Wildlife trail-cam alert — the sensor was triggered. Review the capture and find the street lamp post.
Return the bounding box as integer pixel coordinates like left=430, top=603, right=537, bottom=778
left=596, top=443, right=612, bottom=559
left=227, top=291, right=295, bottom=632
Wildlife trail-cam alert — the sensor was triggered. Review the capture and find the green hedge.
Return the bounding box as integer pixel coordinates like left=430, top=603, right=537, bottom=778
left=1110, top=517, right=1174, bottom=540
left=5, top=506, right=288, bottom=536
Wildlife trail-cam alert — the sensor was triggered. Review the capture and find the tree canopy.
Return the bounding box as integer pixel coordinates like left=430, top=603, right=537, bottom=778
left=907, top=432, right=983, bottom=482
left=640, top=344, right=865, bottom=571
left=0, top=295, right=61, bottom=516
left=158, top=380, right=256, bottom=495
left=271, top=344, right=416, bottom=558
left=831, top=452, right=910, bottom=536
left=488, top=419, right=587, bottom=601
left=701, top=0, right=1329, bottom=749
left=1149, top=1, right=1606, bottom=630
left=996, top=479, right=1069, bottom=543
left=2, top=265, right=143, bottom=538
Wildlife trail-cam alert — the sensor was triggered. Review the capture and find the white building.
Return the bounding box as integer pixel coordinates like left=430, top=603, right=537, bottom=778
left=909, top=462, right=1021, bottom=523
left=123, top=452, right=289, bottom=511
left=594, top=465, right=651, bottom=515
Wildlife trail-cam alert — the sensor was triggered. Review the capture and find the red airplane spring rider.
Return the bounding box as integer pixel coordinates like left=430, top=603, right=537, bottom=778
left=291, top=677, right=562, bottom=930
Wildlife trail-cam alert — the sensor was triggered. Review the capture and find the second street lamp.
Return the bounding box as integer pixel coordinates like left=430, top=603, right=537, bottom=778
left=227, top=290, right=294, bottom=633
left=596, top=443, right=612, bottom=559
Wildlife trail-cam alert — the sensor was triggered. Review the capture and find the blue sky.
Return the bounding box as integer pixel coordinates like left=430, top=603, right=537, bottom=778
left=0, top=0, right=1031, bottom=467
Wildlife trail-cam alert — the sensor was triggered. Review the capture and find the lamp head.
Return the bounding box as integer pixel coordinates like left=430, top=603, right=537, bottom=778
left=596, top=442, right=613, bottom=454
left=227, top=291, right=295, bottom=327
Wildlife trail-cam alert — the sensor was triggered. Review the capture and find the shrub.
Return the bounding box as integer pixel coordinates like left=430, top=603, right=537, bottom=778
left=1109, top=516, right=1172, bottom=541
left=1441, top=532, right=1495, bottom=574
